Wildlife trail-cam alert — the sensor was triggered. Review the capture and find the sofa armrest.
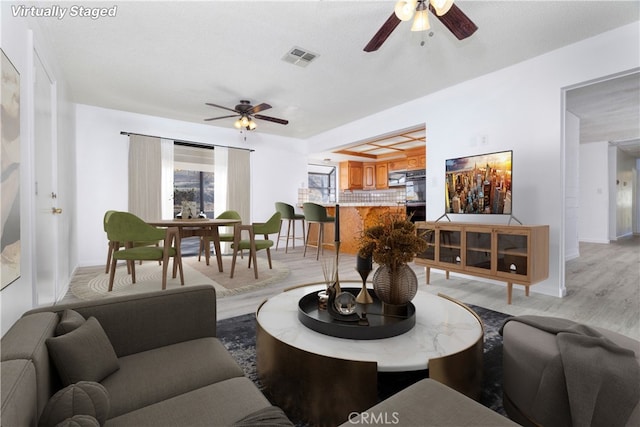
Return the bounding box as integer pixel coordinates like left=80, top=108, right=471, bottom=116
left=25, top=285, right=218, bottom=357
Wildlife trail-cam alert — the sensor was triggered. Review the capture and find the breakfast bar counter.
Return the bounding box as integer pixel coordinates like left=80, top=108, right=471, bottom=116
left=307, top=204, right=405, bottom=254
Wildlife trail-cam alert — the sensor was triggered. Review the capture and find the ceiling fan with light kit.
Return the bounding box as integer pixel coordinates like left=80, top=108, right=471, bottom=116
left=364, top=0, right=478, bottom=52
left=204, top=100, right=289, bottom=131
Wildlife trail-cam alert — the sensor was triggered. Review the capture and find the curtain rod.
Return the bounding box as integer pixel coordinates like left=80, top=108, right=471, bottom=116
left=120, top=131, right=255, bottom=152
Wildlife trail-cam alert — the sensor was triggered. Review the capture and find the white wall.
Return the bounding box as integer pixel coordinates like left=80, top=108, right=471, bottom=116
left=579, top=142, right=610, bottom=243
left=75, top=105, right=308, bottom=267
left=1, top=5, right=76, bottom=335
left=308, top=22, right=640, bottom=298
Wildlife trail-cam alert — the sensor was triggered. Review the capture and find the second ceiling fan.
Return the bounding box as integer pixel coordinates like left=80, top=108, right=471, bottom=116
left=364, top=0, right=478, bottom=52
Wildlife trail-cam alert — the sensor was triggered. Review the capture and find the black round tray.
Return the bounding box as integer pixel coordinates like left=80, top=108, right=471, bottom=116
left=297, top=287, right=416, bottom=340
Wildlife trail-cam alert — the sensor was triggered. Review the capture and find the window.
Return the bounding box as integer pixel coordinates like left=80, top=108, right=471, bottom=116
left=308, top=164, right=336, bottom=203
left=173, top=144, right=215, bottom=217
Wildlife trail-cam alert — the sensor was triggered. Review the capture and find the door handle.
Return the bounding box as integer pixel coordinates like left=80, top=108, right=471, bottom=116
left=51, top=207, right=63, bottom=214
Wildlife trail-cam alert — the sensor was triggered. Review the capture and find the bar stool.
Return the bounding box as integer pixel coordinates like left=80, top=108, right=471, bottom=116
left=302, top=202, right=335, bottom=260
left=275, top=202, right=306, bottom=253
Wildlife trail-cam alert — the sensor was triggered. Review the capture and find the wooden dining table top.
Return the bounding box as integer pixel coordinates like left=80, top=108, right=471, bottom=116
left=147, top=218, right=241, bottom=227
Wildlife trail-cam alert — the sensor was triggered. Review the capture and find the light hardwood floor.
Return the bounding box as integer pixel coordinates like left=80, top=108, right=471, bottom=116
left=66, top=235, right=640, bottom=340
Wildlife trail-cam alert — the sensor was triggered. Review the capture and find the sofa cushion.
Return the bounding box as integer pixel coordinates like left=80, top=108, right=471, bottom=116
left=39, top=381, right=110, bottom=427
left=55, top=415, right=100, bottom=427
left=1, top=312, right=59, bottom=416
left=102, top=337, right=245, bottom=418
left=105, top=377, right=271, bottom=427
left=1, top=359, right=37, bottom=427
left=46, top=317, right=119, bottom=386
left=55, top=310, right=86, bottom=336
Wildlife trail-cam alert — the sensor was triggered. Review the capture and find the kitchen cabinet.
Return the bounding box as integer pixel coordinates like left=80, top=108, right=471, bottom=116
left=363, top=163, right=376, bottom=190
left=387, top=159, right=408, bottom=172
left=414, top=222, right=549, bottom=304
left=406, top=150, right=426, bottom=171
left=375, top=163, right=388, bottom=189
left=339, top=161, right=363, bottom=190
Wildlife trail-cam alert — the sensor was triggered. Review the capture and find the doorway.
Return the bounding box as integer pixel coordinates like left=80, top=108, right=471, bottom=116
left=33, top=49, right=58, bottom=306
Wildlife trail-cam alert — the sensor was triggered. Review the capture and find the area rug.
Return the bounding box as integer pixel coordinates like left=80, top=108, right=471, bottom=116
left=71, top=256, right=289, bottom=300
left=216, top=303, right=511, bottom=427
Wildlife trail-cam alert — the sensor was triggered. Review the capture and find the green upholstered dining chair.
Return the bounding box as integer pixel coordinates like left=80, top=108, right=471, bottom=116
left=198, top=210, right=242, bottom=261
left=302, top=202, right=335, bottom=260
left=230, top=212, right=281, bottom=279
left=275, top=202, right=305, bottom=253
left=103, top=210, right=160, bottom=274
left=105, top=211, right=184, bottom=291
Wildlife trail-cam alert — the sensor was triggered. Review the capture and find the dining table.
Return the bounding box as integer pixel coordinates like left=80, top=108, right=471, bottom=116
left=147, top=218, right=241, bottom=272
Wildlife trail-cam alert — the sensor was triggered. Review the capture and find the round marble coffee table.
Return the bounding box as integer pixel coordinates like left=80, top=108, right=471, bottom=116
left=256, top=281, right=484, bottom=427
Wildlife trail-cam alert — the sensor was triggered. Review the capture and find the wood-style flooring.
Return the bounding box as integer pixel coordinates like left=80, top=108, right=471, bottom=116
left=66, top=235, right=640, bottom=340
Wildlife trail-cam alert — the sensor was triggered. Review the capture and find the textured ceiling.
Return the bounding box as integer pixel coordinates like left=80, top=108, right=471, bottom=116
left=36, top=1, right=639, bottom=146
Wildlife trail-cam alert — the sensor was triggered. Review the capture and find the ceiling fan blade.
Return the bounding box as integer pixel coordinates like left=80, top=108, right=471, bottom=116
left=429, top=3, right=477, bottom=40
left=205, top=103, right=239, bottom=114
left=247, top=103, right=272, bottom=115
left=254, top=114, right=289, bottom=125
left=204, top=114, right=239, bottom=122
left=363, top=12, right=402, bottom=52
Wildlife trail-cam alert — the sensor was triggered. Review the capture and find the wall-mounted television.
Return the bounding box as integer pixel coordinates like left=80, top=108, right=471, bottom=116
left=445, top=150, right=512, bottom=215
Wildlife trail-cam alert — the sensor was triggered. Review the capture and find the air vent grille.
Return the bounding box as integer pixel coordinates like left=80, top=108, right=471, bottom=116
left=282, top=46, right=319, bottom=68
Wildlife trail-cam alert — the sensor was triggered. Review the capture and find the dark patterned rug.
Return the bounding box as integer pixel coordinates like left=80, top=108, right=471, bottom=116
left=216, top=304, right=511, bottom=425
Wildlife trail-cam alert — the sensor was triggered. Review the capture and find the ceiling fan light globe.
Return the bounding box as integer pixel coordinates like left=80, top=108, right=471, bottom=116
left=240, top=116, right=250, bottom=127
left=234, top=119, right=242, bottom=129
left=430, top=0, right=454, bottom=16
left=411, top=9, right=430, bottom=32
left=394, top=0, right=416, bottom=21
left=248, top=120, right=257, bottom=130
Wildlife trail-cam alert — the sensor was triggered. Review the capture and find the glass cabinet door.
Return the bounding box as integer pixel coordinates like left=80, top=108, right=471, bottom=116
left=496, top=231, right=529, bottom=278
left=415, top=225, right=436, bottom=262
left=465, top=229, right=492, bottom=273
left=438, top=227, right=462, bottom=266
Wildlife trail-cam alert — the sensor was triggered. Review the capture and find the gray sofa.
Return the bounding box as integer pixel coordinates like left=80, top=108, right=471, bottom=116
left=1, top=285, right=291, bottom=427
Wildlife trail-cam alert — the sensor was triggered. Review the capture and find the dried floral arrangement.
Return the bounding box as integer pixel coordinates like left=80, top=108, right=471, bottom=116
left=358, top=212, right=428, bottom=270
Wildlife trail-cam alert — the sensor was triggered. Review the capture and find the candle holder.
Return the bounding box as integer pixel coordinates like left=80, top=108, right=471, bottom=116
left=355, top=254, right=373, bottom=305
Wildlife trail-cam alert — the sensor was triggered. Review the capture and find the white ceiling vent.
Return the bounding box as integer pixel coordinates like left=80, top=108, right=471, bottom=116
left=282, top=46, right=318, bottom=68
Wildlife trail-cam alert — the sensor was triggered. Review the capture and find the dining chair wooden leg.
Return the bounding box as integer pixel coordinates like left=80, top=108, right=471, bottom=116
left=130, top=261, right=137, bottom=284
left=316, top=223, right=324, bottom=261
left=276, top=219, right=284, bottom=251
left=266, top=248, right=273, bottom=269
left=108, top=259, right=117, bottom=292
left=285, top=219, right=293, bottom=253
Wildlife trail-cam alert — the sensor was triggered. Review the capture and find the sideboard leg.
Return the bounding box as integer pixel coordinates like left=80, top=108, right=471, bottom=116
left=507, top=282, right=513, bottom=305
left=426, top=267, right=431, bottom=284
left=446, top=271, right=450, bottom=280
left=525, top=285, right=530, bottom=297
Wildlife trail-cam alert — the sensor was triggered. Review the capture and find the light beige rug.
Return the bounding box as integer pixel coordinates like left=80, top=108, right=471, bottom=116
left=71, top=256, right=289, bottom=300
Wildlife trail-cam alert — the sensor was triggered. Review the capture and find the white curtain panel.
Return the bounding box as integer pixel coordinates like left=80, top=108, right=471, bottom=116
left=226, top=148, right=251, bottom=224
left=128, top=135, right=162, bottom=221
left=160, top=139, right=174, bottom=219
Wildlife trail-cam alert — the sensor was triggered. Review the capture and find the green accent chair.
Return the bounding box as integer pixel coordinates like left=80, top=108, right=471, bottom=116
left=105, top=211, right=184, bottom=291
left=198, top=210, right=242, bottom=261
left=275, top=202, right=306, bottom=253
left=302, top=202, right=335, bottom=260
left=230, top=212, right=281, bottom=279
left=103, top=210, right=159, bottom=274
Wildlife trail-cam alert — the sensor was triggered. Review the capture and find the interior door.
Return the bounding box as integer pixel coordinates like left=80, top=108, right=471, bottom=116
left=34, top=49, right=58, bottom=306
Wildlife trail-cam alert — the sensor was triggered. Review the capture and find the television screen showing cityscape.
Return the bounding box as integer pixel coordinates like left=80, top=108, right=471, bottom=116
left=445, top=150, right=512, bottom=214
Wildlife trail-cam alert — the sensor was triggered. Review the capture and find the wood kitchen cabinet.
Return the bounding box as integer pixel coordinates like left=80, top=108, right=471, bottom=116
left=375, top=163, right=388, bottom=189
left=414, top=222, right=549, bottom=304
left=339, top=161, right=363, bottom=190
left=363, top=163, right=376, bottom=190
left=406, top=150, right=426, bottom=171
left=387, top=159, right=408, bottom=172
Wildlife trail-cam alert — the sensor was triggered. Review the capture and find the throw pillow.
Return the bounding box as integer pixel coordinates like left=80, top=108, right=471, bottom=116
left=46, top=317, right=119, bottom=386
left=55, top=416, right=100, bottom=427
left=39, top=381, right=109, bottom=427
left=55, top=310, right=86, bottom=336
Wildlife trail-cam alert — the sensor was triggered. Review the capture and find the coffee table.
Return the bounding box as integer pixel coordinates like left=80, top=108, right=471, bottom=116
left=256, top=282, right=484, bottom=427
